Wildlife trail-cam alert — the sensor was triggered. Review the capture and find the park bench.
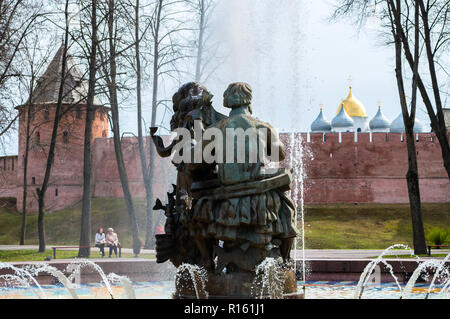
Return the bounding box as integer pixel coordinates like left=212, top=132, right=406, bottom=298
left=51, top=245, right=122, bottom=259
left=426, top=244, right=450, bottom=256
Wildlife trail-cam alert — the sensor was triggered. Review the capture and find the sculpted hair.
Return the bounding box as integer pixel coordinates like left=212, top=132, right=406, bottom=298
left=224, top=82, right=252, bottom=108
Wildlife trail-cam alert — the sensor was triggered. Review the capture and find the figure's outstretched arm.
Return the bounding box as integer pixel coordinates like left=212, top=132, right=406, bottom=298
left=150, top=127, right=176, bottom=158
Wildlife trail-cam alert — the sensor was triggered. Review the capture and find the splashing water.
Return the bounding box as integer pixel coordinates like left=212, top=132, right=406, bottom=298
left=0, top=262, right=46, bottom=299
left=0, top=274, right=39, bottom=296
left=65, top=259, right=115, bottom=299
left=289, top=132, right=310, bottom=292
left=175, top=264, right=208, bottom=299
left=425, top=253, right=450, bottom=299
left=24, top=263, right=79, bottom=299
left=354, top=244, right=414, bottom=299
left=440, top=277, right=450, bottom=297
left=379, top=260, right=403, bottom=292
left=107, top=273, right=136, bottom=299
left=252, top=258, right=286, bottom=299
left=401, top=259, right=447, bottom=299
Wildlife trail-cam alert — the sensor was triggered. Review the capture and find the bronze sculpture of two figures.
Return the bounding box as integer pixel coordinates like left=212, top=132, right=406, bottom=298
left=151, top=82, right=300, bottom=298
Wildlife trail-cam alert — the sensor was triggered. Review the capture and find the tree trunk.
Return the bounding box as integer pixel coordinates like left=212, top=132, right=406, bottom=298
left=37, top=1, right=70, bottom=253
left=394, top=0, right=450, bottom=180
left=79, top=0, right=98, bottom=258
left=404, top=129, right=427, bottom=254
left=143, top=1, right=163, bottom=249
left=37, top=191, right=46, bottom=252
left=390, top=0, right=427, bottom=255
left=20, top=96, right=33, bottom=245
left=107, top=0, right=141, bottom=256
left=195, top=0, right=205, bottom=82
left=133, top=0, right=154, bottom=249
left=434, top=130, right=450, bottom=179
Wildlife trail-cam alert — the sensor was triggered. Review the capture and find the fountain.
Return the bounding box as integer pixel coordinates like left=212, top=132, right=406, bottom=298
left=354, top=244, right=414, bottom=299
left=65, top=259, right=115, bottom=298
left=23, top=263, right=79, bottom=299
left=107, top=273, right=136, bottom=299
left=0, top=262, right=47, bottom=299
left=151, top=82, right=302, bottom=299
left=252, top=258, right=288, bottom=299
left=289, top=131, right=313, bottom=294
left=175, top=264, right=208, bottom=299
left=425, top=253, right=450, bottom=299
left=0, top=84, right=449, bottom=300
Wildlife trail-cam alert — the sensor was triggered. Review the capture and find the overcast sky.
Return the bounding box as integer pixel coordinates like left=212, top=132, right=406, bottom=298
left=4, top=0, right=445, bottom=156
left=139, top=0, right=436, bottom=135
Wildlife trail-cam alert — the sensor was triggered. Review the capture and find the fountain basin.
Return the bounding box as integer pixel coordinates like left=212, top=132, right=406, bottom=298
left=295, top=259, right=450, bottom=283
left=0, top=280, right=447, bottom=299
left=174, top=269, right=301, bottom=299
left=1, top=258, right=448, bottom=287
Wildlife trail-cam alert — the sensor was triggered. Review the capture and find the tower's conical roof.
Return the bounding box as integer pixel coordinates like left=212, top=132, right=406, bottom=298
left=311, top=108, right=332, bottom=132
left=369, top=105, right=391, bottom=130
left=30, top=44, right=102, bottom=106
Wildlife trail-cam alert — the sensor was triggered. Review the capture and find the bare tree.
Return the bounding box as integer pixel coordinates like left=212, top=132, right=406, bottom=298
left=123, top=0, right=158, bottom=249
left=76, top=0, right=99, bottom=258
left=0, top=1, right=46, bottom=150
left=17, top=29, right=54, bottom=245
left=388, top=0, right=427, bottom=254
left=334, top=0, right=450, bottom=180
left=189, top=0, right=221, bottom=83
left=131, top=0, right=191, bottom=248
left=36, top=0, right=71, bottom=252
left=332, top=0, right=442, bottom=254
left=97, top=0, right=142, bottom=256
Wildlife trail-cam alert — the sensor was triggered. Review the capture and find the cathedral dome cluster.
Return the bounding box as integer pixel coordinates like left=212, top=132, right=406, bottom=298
left=311, top=86, right=426, bottom=133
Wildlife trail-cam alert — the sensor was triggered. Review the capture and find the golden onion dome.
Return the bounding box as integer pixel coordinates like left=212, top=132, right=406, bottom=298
left=336, top=86, right=368, bottom=117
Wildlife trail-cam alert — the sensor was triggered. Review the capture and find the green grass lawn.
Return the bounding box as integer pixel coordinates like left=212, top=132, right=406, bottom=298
left=0, top=197, right=155, bottom=248
left=302, top=203, right=450, bottom=249
left=0, top=249, right=155, bottom=262
left=0, top=199, right=449, bottom=253
left=368, top=254, right=448, bottom=259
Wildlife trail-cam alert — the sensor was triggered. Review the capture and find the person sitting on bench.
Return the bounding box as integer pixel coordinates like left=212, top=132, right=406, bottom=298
left=95, top=227, right=106, bottom=257
left=106, top=228, right=120, bottom=258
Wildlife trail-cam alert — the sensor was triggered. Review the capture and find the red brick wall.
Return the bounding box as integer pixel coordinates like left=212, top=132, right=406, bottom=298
left=92, top=136, right=176, bottom=201
left=280, top=132, right=450, bottom=204
left=15, top=104, right=109, bottom=212
left=2, top=128, right=449, bottom=213
left=0, top=156, right=18, bottom=198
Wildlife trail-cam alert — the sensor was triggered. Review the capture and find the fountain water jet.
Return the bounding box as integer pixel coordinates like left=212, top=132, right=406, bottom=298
left=0, top=262, right=47, bottom=299
left=440, top=277, right=450, bottom=297
left=24, top=263, right=79, bottom=299
left=354, top=244, right=414, bottom=299
left=289, top=132, right=311, bottom=294
left=401, top=259, right=447, bottom=299
left=252, top=258, right=286, bottom=299
left=0, top=274, right=41, bottom=298
left=65, top=259, right=115, bottom=298
left=425, top=253, right=450, bottom=299
left=107, top=273, right=136, bottom=299
left=175, top=264, right=208, bottom=299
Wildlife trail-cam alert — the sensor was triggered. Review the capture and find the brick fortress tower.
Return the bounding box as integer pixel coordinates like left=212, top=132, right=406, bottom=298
left=15, top=45, right=109, bottom=212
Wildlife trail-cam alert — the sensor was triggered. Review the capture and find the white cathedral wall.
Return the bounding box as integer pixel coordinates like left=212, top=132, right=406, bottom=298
left=332, top=126, right=354, bottom=133
left=371, top=128, right=390, bottom=133
left=352, top=117, right=370, bottom=132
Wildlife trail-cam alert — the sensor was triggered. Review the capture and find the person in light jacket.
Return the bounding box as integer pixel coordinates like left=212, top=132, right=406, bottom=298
left=106, top=228, right=119, bottom=258
left=95, top=227, right=106, bottom=257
